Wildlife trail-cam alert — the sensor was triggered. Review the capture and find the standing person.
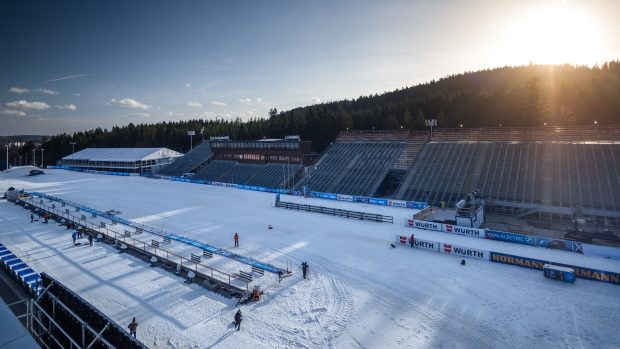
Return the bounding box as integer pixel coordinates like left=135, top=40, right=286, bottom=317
left=234, top=309, right=242, bottom=330
left=234, top=233, right=239, bottom=248
left=43, top=212, right=49, bottom=223
left=30, top=213, right=34, bottom=223
left=88, top=234, right=93, bottom=246
left=128, top=317, right=138, bottom=338
left=302, top=262, right=309, bottom=279
left=72, top=232, right=77, bottom=245
left=409, top=234, right=415, bottom=248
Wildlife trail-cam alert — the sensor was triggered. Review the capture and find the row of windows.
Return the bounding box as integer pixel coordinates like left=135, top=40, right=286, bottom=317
left=63, top=159, right=172, bottom=167
left=211, top=142, right=300, bottom=150
left=216, top=154, right=301, bottom=162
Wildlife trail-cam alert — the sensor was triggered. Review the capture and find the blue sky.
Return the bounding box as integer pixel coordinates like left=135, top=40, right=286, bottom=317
left=1, top=0, right=619, bottom=135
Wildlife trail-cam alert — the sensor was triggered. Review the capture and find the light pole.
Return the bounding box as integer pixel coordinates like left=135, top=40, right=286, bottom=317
left=70, top=141, right=76, bottom=158
left=4, top=144, right=8, bottom=172
left=425, top=119, right=437, bottom=139
left=41, top=148, right=44, bottom=168
left=187, top=131, right=195, bottom=151
left=32, top=149, right=36, bottom=167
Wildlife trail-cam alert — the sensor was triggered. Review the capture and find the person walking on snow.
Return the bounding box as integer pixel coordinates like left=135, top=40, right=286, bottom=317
left=234, top=309, right=243, bottom=330
left=88, top=234, right=93, bottom=246
left=234, top=233, right=239, bottom=247
left=72, top=232, right=77, bottom=245
left=302, top=262, right=309, bottom=279
left=128, top=317, right=138, bottom=338
left=409, top=234, right=415, bottom=247
left=30, top=213, right=34, bottom=223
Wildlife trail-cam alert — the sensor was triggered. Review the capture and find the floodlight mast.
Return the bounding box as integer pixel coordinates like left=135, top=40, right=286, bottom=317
left=425, top=119, right=438, bottom=139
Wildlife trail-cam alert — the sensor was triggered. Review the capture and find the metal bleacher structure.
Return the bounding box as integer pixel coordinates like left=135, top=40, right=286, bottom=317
left=296, top=130, right=416, bottom=197
left=391, top=125, right=620, bottom=226
left=193, top=160, right=302, bottom=188
left=158, top=141, right=214, bottom=176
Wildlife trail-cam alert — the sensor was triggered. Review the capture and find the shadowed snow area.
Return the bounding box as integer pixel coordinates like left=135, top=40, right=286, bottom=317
left=1, top=166, right=619, bottom=349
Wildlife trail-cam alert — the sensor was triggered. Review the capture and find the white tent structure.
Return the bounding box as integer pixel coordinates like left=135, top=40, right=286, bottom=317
left=61, top=147, right=182, bottom=174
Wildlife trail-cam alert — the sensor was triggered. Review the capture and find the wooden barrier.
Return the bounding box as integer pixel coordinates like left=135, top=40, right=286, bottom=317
left=190, top=254, right=201, bottom=263
left=151, top=240, right=160, bottom=248
left=163, top=236, right=171, bottom=243
left=251, top=266, right=264, bottom=276
left=203, top=250, right=213, bottom=258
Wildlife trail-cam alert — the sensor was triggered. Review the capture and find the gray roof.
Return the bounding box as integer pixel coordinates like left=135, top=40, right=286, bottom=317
left=62, top=148, right=182, bottom=162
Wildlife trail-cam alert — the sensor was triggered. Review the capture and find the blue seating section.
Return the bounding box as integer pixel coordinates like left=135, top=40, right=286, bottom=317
left=0, top=243, right=42, bottom=296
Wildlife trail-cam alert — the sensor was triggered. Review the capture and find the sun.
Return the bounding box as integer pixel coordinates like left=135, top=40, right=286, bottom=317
left=500, top=3, right=603, bottom=65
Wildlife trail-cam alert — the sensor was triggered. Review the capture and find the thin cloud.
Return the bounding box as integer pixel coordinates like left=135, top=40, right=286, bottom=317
left=38, top=88, right=58, bottom=95
left=168, top=111, right=184, bottom=117
left=56, top=104, right=77, bottom=111
left=0, top=109, right=26, bottom=116
left=238, top=98, right=264, bottom=105
left=46, top=74, right=86, bottom=83
left=311, top=97, right=321, bottom=103
left=211, top=101, right=227, bottom=106
left=187, top=100, right=203, bottom=107
left=130, top=113, right=151, bottom=118
left=8, top=87, right=30, bottom=94
left=186, top=82, right=191, bottom=88
left=5, top=100, right=50, bottom=110
left=109, top=98, right=151, bottom=110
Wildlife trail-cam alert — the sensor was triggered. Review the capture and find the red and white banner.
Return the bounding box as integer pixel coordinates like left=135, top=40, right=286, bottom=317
left=440, top=243, right=489, bottom=260
left=444, top=224, right=486, bottom=239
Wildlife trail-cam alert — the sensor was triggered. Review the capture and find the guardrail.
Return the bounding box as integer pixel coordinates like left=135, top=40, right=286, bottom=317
left=276, top=200, right=394, bottom=223
left=20, top=196, right=247, bottom=292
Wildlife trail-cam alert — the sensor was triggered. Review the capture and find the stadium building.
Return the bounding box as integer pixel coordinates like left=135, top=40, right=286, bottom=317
left=61, top=147, right=182, bottom=174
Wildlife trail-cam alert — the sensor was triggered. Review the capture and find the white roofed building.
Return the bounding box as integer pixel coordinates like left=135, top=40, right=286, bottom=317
left=61, top=147, right=182, bottom=174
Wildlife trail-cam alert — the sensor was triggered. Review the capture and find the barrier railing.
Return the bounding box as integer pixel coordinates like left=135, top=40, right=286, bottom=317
left=20, top=196, right=247, bottom=291
left=395, top=235, right=620, bottom=286
left=276, top=200, right=394, bottom=223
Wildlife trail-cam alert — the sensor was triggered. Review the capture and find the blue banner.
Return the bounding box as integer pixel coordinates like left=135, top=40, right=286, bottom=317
left=485, top=230, right=535, bottom=246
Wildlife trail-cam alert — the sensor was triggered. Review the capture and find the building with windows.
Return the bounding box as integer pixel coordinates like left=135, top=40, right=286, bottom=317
left=61, top=148, right=182, bottom=174
left=210, top=136, right=314, bottom=165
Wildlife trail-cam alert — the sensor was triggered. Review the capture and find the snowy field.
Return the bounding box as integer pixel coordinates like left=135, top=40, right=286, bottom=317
left=1, top=167, right=620, bottom=349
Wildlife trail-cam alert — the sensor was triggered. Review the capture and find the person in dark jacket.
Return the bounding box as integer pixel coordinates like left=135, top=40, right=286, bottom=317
left=302, top=262, right=309, bottom=279
left=88, top=234, right=93, bottom=246
left=234, top=233, right=239, bottom=247
left=72, top=232, right=77, bottom=245
left=234, top=309, right=242, bottom=330
left=409, top=234, right=415, bottom=247
left=128, top=317, right=138, bottom=337
left=30, top=213, right=34, bottom=223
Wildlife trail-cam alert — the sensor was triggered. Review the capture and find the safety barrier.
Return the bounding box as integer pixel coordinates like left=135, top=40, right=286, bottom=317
left=276, top=200, right=394, bottom=223
left=46, top=166, right=428, bottom=211
left=403, top=219, right=619, bottom=258
left=26, top=192, right=288, bottom=275
left=395, top=234, right=620, bottom=286
left=19, top=196, right=249, bottom=292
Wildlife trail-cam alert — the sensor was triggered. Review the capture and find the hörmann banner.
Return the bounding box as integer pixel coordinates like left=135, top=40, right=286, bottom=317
left=440, top=243, right=489, bottom=260
left=489, top=252, right=620, bottom=285
left=444, top=224, right=485, bottom=239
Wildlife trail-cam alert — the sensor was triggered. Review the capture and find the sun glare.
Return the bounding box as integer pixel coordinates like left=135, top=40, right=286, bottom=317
left=501, top=4, right=603, bottom=65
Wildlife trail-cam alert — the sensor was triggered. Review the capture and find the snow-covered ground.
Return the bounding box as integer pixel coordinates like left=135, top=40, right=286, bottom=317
left=1, top=167, right=619, bottom=349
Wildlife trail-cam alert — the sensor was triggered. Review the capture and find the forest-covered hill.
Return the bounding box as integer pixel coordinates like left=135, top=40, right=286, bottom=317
left=5, top=62, right=620, bottom=168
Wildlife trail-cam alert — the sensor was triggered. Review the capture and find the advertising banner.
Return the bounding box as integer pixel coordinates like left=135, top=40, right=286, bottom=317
left=337, top=194, right=353, bottom=202
left=489, top=252, right=620, bottom=285
left=440, top=243, right=489, bottom=260
left=410, top=219, right=444, bottom=232
left=485, top=230, right=535, bottom=246
left=395, top=235, right=440, bottom=252
left=444, top=224, right=485, bottom=238
left=387, top=200, right=407, bottom=208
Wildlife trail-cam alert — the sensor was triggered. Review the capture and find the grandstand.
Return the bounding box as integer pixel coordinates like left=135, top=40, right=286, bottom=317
left=194, top=160, right=302, bottom=188
left=290, top=126, right=620, bottom=229
left=158, top=141, right=214, bottom=176
left=62, top=147, right=182, bottom=174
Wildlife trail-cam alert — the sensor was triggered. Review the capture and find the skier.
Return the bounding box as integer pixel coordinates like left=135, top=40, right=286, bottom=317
left=409, top=234, right=415, bottom=247
left=128, top=317, right=138, bottom=338
left=30, top=213, right=34, bottom=223
left=302, top=262, right=309, bottom=279
left=88, top=234, right=94, bottom=246
left=234, top=233, right=239, bottom=247
left=72, top=231, right=77, bottom=245
left=234, top=309, right=243, bottom=330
